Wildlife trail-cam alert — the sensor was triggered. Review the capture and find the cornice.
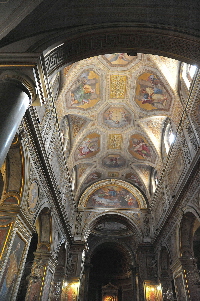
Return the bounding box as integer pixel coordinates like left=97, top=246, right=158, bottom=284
left=23, top=107, right=73, bottom=243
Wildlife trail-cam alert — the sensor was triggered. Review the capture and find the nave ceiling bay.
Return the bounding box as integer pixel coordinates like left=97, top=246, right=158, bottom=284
left=53, top=53, right=180, bottom=214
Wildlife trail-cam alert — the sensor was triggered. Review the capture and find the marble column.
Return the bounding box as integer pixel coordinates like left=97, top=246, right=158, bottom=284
left=0, top=80, right=30, bottom=167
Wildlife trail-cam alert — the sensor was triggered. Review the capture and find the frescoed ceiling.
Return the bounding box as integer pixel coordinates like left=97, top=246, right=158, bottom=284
left=55, top=53, right=180, bottom=208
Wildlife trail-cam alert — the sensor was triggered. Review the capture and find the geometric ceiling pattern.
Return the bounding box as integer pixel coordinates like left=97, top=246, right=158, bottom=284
left=56, top=53, right=180, bottom=207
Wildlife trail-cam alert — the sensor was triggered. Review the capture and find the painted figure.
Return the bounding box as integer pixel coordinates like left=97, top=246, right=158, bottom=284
left=103, top=155, right=126, bottom=168
left=77, top=137, right=99, bottom=158
left=132, top=138, right=151, bottom=159
left=135, top=73, right=171, bottom=111
left=70, top=70, right=99, bottom=108
left=0, top=236, right=25, bottom=301
left=103, top=107, right=131, bottom=128
left=104, top=53, right=134, bottom=65
left=140, top=87, right=167, bottom=108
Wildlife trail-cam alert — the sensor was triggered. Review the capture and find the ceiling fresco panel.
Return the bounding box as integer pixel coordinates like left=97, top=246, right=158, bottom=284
left=68, top=69, right=100, bottom=109
left=102, top=154, right=126, bottom=169
left=86, top=185, right=139, bottom=209
left=79, top=179, right=147, bottom=209
left=76, top=163, right=93, bottom=179
left=74, top=133, right=100, bottom=160
left=134, top=72, right=172, bottom=111
left=103, top=106, right=132, bottom=128
left=125, top=172, right=145, bottom=191
left=103, top=53, right=136, bottom=66
left=67, top=114, right=91, bottom=140
left=128, top=134, right=157, bottom=163
left=84, top=172, right=102, bottom=184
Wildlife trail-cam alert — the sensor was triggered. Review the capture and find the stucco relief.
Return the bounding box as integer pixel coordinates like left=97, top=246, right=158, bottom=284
left=110, top=75, right=127, bottom=99
left=168, top=150, right=185, bottom=189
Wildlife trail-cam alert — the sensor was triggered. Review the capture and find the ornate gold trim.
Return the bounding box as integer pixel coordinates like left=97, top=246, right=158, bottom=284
left=0, top=221, right=13, bottom=260
left=2, top=193, right=20, bottom=205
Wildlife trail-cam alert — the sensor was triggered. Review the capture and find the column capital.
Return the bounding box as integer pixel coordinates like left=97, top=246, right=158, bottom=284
left=0, top=70, right=39, bottom=105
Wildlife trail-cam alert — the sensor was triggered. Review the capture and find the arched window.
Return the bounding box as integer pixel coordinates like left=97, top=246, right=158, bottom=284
left=193, top=224, right=200, bottom=274
left=71, top=166, right=76, bottom=191
left=163, top=119, right=176, bottom=156
left=151, top=168, right=158, bottom=194
left=182, top=63, right=197, bottom=89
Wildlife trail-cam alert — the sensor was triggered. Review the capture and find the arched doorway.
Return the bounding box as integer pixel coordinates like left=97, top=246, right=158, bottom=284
left=193, top=220, right=200, bottom=274
left=88, top=242, right=134, bottom=301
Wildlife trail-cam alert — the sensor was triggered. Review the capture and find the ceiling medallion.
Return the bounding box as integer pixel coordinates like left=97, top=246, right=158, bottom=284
left=103, top=106, right=132, bottom=129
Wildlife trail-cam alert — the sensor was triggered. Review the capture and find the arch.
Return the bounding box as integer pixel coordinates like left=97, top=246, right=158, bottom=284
left=83, top=211, right=143, bottom=243
left=193, top=223, right=200, bottom=272
left=89, top=240, right=135, bottom=267
left=41, top=26, right=200, bottom=79
left=86, top=239, right=136, bottom=301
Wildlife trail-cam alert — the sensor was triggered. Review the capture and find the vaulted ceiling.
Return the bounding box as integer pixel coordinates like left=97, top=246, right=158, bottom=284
left=55, top=53, right=181, bottom=209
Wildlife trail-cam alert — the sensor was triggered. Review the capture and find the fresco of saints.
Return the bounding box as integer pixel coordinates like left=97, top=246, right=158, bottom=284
left=140, top=86, right=167, bottom=108
left=128, top=134, right=156, bottom=163
left=71, top=83, right=95, bottom=105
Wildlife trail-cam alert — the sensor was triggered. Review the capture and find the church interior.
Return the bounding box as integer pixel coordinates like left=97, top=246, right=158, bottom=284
left=0, top=1, right=200, bottom=300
